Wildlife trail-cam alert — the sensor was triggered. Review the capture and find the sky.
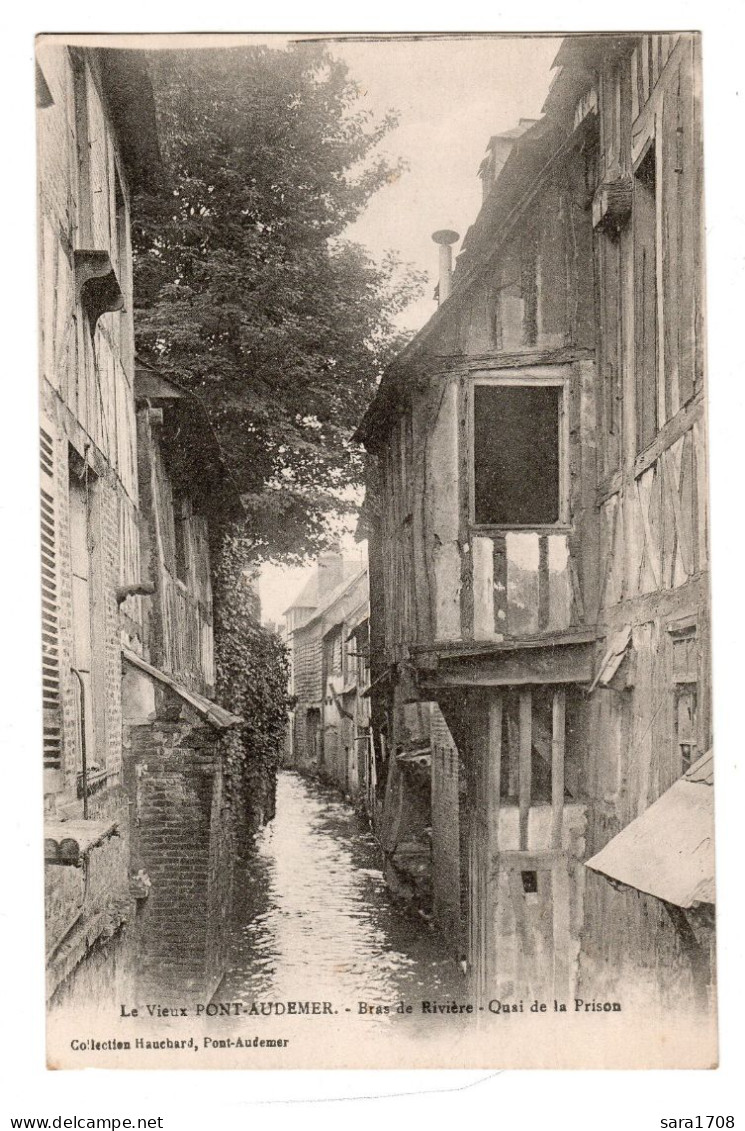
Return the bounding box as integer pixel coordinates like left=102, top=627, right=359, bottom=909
left=259, top=34, right=562, bottom=626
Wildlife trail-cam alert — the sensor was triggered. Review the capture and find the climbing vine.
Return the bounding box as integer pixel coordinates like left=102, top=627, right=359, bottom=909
left=212, top=522, right=291, bottom=839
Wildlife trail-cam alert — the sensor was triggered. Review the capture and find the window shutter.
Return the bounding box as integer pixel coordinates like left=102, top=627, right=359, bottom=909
left=40, top=424, right=62, bottom=772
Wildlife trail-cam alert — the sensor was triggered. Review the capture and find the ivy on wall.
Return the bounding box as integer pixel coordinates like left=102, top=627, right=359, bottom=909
left=212, top=523, right=291, bottom=838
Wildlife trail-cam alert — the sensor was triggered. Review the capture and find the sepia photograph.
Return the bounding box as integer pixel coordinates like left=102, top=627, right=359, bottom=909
left=34, top=28, right=717, bottom=1071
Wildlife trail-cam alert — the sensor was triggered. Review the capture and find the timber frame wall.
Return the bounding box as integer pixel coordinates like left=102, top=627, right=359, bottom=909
left=358, top=33, right=711, bottom=1011
left=37, top=43, right=150, bottom=1003
left=38, top=44, right=232, bottom=1006
left=580, top=33, right=711, bottom=1006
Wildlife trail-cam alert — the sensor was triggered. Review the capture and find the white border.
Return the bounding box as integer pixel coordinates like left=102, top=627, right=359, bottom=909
left=3, top=3, right=743, bottom=1126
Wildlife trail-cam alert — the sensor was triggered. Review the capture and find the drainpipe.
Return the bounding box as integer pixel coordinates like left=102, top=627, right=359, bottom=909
left=432, top=229, right=460, bottom=304
left=71, top=667, right=89, bottom=819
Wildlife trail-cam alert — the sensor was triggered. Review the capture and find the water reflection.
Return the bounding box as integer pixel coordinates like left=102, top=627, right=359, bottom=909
left=222, top=771, right=461, bottom=1018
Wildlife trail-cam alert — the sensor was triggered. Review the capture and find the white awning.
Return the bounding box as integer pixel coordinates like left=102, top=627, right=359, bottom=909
left=585, top=751, right=714, bottom=908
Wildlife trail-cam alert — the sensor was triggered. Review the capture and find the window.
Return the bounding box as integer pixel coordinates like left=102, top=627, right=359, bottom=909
left=325, top=628, right=343, bottom=678
left=472, top=381, right=563, bottom=527
left=69, top=456, right=99, bottom=785
left=634, top=141, right=658, bottom=453
left=670, top=621, right=699, bottom=775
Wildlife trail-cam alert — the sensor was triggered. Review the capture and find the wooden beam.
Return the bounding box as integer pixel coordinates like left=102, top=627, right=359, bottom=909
left=485, top=693, right=503, bottom=990
left=428, top=346, right=595, bottom=368
left=419, top=642, right=594, bottom=690
left=493, top=849, right=565, bottom=872
left=519, top=689, right=532, bottom=850
left=551, top=688, right=566, bottom=848
left=632, top=392, right=703, bottom=480
left=552, top=858, right=572, bottom=1000
left=538, top=535, right=550, bottom=632
left=492, top=534, right=507, bottom=633
left=487, top=694, right=503, bottom=853
left=457, top=376, right=474, bottom=639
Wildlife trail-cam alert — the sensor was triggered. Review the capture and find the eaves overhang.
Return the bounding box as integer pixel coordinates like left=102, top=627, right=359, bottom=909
left=413, top=629, right=598, bottom=690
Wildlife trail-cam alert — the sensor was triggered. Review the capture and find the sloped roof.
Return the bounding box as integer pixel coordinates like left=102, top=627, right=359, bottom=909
left=585, top=751, right=715, bottom=908
left=283, top=559, right=363, bottom=617
left=95, top=49, right=162, bottom=192
left=298, top=565, right=368, bottom=634
left=355, top=35, right=644, bottom=452
left=285, top=572, right=320, bottom=613
left=122, top=648, right=241, bottom=730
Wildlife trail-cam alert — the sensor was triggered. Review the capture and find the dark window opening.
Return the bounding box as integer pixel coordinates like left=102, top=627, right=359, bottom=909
left=521, top=870, right=538, bottom=894
left=473, top=384, right=561, bottom=526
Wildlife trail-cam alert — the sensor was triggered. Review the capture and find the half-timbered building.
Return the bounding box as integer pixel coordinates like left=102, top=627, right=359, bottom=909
left=356, top=33, right=712, bottom=1016
left=38, top=42, right=241, bottom=1007
left=37, top=41, right=160, bottom=1005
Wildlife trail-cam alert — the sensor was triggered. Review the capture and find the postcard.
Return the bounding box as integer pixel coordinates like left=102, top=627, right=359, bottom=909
left=36, top=30, right=716, bottom=1069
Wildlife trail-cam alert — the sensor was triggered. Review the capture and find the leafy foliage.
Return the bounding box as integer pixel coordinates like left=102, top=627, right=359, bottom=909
left=132, top=44, right=424, bottom=832
left=134, top=42, right=424, bottom=561
left=213, top=524, right=291, bottom=836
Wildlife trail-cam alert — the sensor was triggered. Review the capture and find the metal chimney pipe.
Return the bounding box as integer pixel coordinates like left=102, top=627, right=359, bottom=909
left=432, top=229, right=460, bottom=305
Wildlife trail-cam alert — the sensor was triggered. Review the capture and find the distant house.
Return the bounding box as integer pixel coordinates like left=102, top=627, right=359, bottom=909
left=284, top=553, right=371, bottom=798
left=356, top=34, right=712, bottom=1016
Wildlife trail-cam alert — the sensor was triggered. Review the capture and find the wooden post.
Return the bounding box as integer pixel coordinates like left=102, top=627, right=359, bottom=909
left=518, top=689, right=532, bottom=850
left=538, top=535, right=550, bottom=631
left=552, top=858, right=571, bottom=1001
left=551, top=688, right=566, bottom=849
left=492, top=534, right=507, bottom=633
left=485, top=693, right=503, bottom=992
left=487, top=694, right=503, bottom=850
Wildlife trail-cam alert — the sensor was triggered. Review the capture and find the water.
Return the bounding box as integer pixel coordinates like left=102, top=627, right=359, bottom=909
left=220, top=771, right=462, bottom=1025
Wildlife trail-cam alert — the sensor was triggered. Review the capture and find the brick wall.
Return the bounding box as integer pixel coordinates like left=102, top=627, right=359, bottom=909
left=123, top=678, right=231, bottom=1000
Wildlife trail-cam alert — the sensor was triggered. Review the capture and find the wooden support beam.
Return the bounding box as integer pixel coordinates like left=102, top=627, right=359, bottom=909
left=492, top=849, right=565, bottom=872
left=485, top=693, right=503, bottom=991
left=551, top=688, right=566, bottom=848
left=492, top=534, right=507, bottom=633
left=487, top=694, right=503, bottom=853
left=418, top=640, right=595, bottom=691
left=552, top=859, right=572, bottom=1001
left=519, top=688, right=532, bottom=850
left=538, top=535, right=550, bottom=632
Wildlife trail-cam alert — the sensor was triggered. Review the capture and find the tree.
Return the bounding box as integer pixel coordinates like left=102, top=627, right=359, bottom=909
left=133, top=42, right=423, bottom=562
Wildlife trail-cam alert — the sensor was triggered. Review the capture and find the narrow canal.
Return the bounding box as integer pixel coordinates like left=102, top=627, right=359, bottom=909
left=219, top=770, right=463, bottom=1039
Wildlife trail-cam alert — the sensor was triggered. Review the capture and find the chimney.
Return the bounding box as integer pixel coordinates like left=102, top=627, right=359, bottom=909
left=432, top=229, right=460, bottom=305
left=317, top=550, right=345, bottom=598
